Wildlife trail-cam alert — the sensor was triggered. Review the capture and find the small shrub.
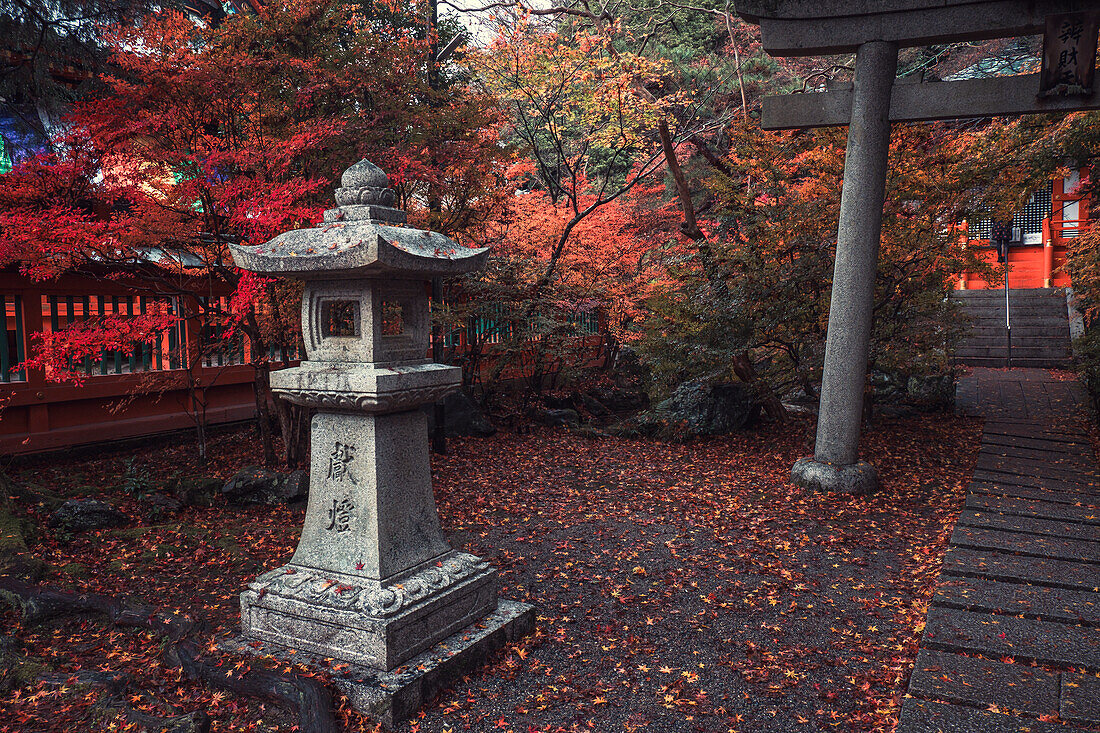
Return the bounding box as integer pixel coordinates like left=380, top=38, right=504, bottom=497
left=118, top=458, right=154, bottom=499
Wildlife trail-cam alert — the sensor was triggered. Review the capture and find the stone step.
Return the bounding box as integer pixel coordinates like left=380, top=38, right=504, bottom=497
left=970, top=470, right=1100, bottom=494
left=962, top=316, right=1068, bottom=326
left=922, top=607, right=1100, bottom=669
left=959, top=354, right=1069, bottom=365
left=974, top=455, right=1098, bottom=483
left=966, top=493, right=1100, bottom=524
left=956, top=334, right=1070, bottom=343
left=961, top=330, right=1069, bottom=341
left=961, top=325, right=1069, bottom=335
left=964, top=338, right=1070, bottom=350
left=976, top=444, right=1096, bottom=468
left=958, top=297, right=1067, bottom=307
left=958, top=509, right=1099, bottom=541
left=958, top=335, right=1070, bottom=345
left=933, top=575, right=1100, bottom=625
left=954, top=286, right=1064, bottom=294
left=959, top=330, right=1070, bottom=340
left=899, top=697, right=1068, bottom=733
left=970, top=481, right=1100, bottom=506
left=961, top=321, right=1069, bottom=332
left=908, top=649, right=1059, bottom=716
left=955, top=346, right=1072, bottom=359
left=950, top=525, right=1100, bottom=564
left=977, top=448, right=1098, bottom=472
left=957, top=296, right=1066, bottom=305
left=982, top=422, right=1091, bottom=443
left=1062, top=673, right=1100, bottom=725
left=942, top=546, right=1100, bottom=591
left=961, top=333, right=1069, bottom=343
left=961, top=310, right=1068, bottom=319
left=958, top=335, right=1070, bottom=344
left=981, top=434, right=1093, bottom=457
left=952, top=289, right=1066, bottom=301
left=958, top=299, right=1068, bottom=310
left=952, top=287, right=1066, bottom=297
left=961, top=325, right=1067, bottom=332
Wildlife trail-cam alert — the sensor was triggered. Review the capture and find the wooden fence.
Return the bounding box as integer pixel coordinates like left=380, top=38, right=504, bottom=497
left=2, top=266, right=609, bottom=456
left=1, top=268, right=263, bottom=456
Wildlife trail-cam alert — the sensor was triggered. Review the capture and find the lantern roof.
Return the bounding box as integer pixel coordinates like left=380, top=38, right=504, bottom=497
left=230, top=159, right=488, bottom=279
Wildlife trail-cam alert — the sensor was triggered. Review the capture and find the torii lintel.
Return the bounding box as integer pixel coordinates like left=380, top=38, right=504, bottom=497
left=736, top=0, right=1097, bottom=56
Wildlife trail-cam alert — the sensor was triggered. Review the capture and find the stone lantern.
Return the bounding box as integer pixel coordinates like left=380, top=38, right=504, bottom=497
left=228, top=160, right=533, bottom=722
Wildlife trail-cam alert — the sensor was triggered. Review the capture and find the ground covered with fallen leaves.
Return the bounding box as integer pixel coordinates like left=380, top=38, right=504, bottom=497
left=2, top=411, right=981, bottom=733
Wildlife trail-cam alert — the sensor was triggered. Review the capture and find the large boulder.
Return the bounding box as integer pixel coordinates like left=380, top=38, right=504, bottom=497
left=535, top=408, right=581, bottom=427
left=48, top=499, right=129, bottom=534
left=144, top=493, right=184, bottom=515
left=656, top=380, right=755, bottom=436
left=587, top=385, right=649, bottom=413
left=170, top=477, right=222, bottom=507
left=426, top=388, right=496, bottom=437
left=611, top=346, right=650, bottom=387
left=0, top=474, right=47, bottom=580
left=222, top=467, right=308, bottom=506
left=906, top=374, right=955, bottom=412
left=273, top=470, right=310, bottom=503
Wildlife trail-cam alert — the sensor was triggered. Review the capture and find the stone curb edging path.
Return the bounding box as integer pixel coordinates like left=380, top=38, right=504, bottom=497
left=900, top=368, right=1100, bottom=732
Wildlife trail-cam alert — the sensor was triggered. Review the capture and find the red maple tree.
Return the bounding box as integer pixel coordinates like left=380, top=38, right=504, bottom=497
left=1, top=0, right=507, bottom=462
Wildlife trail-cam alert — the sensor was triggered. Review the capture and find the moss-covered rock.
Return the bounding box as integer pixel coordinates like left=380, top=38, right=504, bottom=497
left=0, top=640, right=47, bottom=695
left=0, top=474, right=48, bottom=581
left=166, top=477, right=221, bottom=507
left=59, top=562, right=89, bottom=578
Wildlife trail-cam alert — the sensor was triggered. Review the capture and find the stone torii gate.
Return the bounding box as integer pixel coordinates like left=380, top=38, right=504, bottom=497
left=734, top=0, right=1100, bottom=494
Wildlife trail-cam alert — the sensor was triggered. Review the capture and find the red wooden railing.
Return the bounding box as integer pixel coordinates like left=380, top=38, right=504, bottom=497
left=1, top=269, right=262, bottom=456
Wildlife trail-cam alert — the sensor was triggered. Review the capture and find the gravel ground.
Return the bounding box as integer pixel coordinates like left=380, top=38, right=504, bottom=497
left=1, top=412, right=981, bottom=733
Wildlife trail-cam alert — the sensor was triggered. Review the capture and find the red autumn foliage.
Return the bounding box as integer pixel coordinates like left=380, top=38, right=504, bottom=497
left=0, top=0, right=508, bottom=461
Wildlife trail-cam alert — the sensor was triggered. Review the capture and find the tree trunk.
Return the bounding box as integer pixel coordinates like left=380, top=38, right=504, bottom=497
left=658, top=118, right=705, bottom=241
left=732, top=350, right=789, bottom=421
left=251, top=360, right=278, bottom=468
left=273, top=398, right=310, bottom=470
left=241, top=307, right=278, bottom=467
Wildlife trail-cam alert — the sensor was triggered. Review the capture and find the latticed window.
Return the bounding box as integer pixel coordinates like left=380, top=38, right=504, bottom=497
left=1013, top=182, right=1052, bottom=234
left=967, top=181, right=1052, bottom=240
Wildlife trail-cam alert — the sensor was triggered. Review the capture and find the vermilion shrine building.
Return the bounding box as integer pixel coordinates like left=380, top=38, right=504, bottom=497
left=957, top=166, right=1091, bottom=290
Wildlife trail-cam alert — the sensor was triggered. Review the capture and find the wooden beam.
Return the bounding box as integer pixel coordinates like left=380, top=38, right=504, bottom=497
left=736, top=0, right=1095, bottom=56
left=761, top=73, right=1100, bottom=130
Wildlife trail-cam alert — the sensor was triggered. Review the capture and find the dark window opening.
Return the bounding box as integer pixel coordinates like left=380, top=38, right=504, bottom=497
left=322, top=301, right=360, bottom=338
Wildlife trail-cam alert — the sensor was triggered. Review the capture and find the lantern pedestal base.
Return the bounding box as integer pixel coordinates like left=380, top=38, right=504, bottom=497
left=239, top=551, right=500, bottom=670
left=224, top=598, right=535, bottom=728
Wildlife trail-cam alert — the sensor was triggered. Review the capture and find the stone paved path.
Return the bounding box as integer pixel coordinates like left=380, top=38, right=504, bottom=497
left=900, top=368, right=1100, bottom=732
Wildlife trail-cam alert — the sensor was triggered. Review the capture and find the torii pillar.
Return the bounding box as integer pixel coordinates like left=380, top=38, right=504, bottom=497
left=792, top=41, right=897, bottom=495
left=735, top=1, right=1100, bottom=495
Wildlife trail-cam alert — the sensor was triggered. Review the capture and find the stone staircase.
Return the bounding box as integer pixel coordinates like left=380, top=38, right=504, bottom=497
left=951, top=288, right=1072, bottom=369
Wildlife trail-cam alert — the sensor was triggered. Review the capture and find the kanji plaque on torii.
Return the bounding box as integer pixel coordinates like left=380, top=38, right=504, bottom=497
left=734, top=1, right=1100, bottom=494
